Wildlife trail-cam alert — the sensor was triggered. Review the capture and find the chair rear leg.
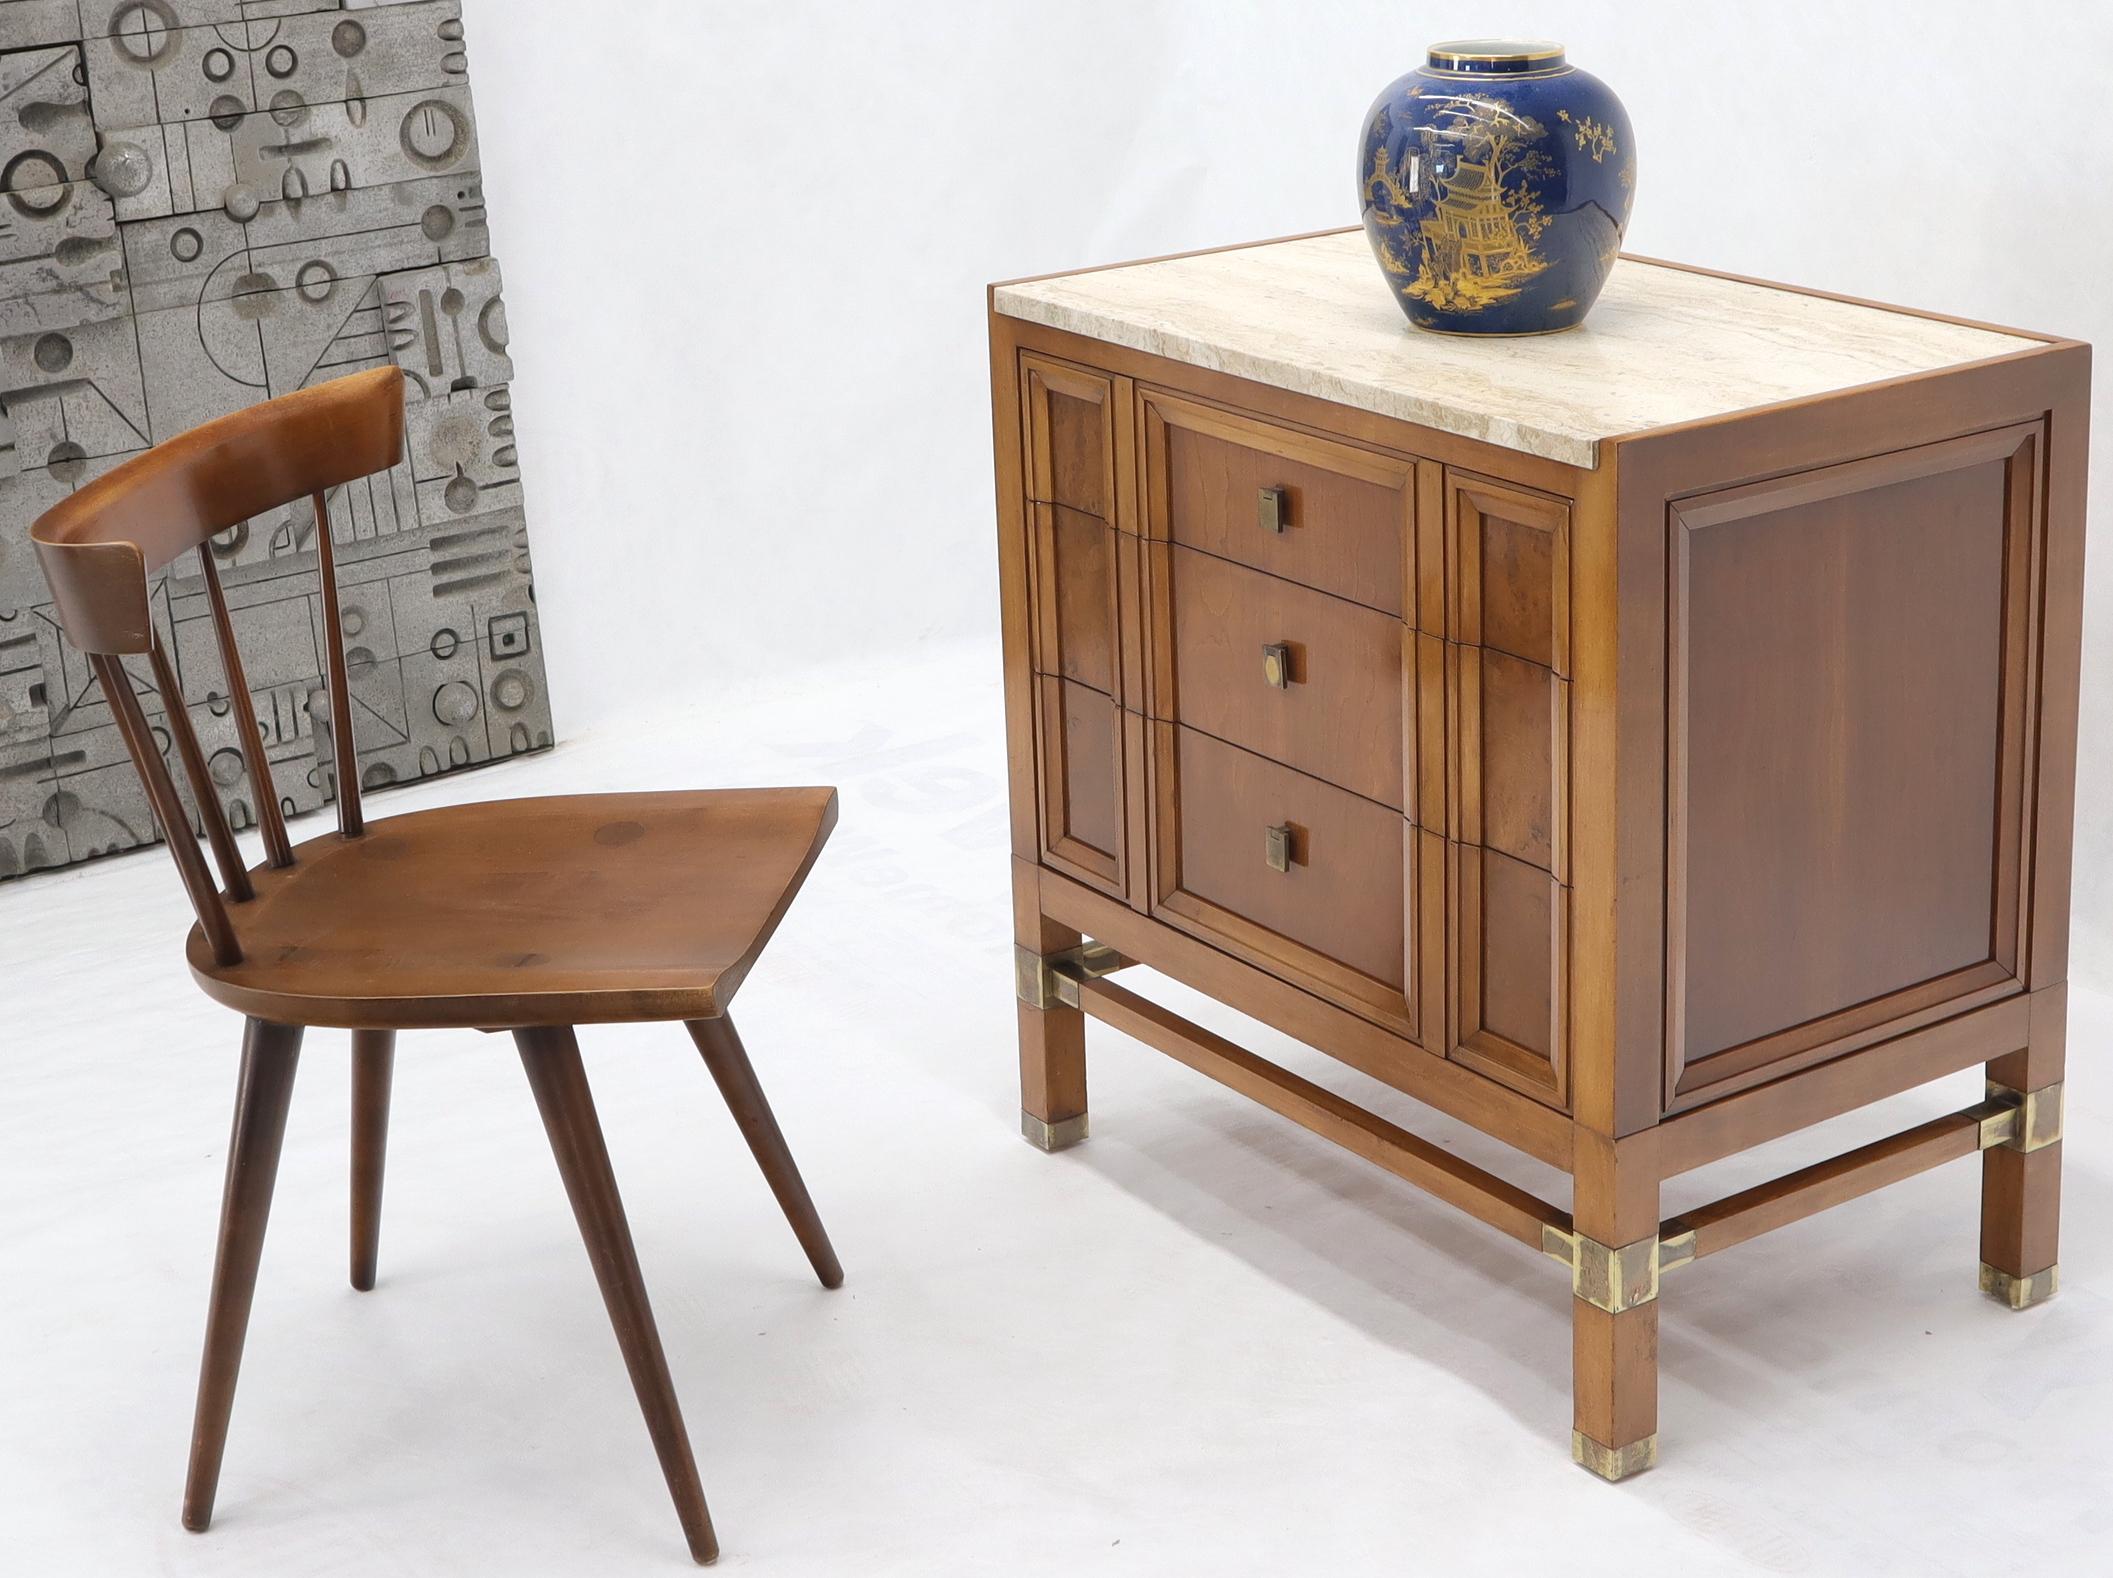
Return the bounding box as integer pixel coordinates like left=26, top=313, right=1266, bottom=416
left=183, top=1018, right=304, bottom=1532
left=350, top=1029, right=396, bottom=1292
left=515, top=1026, right=717, bottom=1566
left=686, top=1016, right=844, bottom=1289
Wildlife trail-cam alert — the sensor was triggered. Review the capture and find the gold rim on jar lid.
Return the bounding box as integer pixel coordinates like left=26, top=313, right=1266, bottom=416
left=1425, top=39, right=1567, bottom=69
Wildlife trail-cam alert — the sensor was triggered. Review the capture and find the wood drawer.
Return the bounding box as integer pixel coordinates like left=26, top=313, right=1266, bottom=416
left=1152, top=544, right=1407, bottom=811
left=1149, top=722, right=1413, bottom=1033
left=1023, top=354, right=1119, bottom=520
left=1143, top=391, right=1413, bottom=616
left=1035, top=675, right=1129, bottom=896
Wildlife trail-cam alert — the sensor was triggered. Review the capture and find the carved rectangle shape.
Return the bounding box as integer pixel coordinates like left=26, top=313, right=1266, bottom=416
left=1451, top=843, right=1568, bottom=1107
left=1142, top=390, right=1412, bottom=615
left=1452, top=644, right=1567, bottom=878
left=1447, top=472, right=1569, bottom=672
left=1022, top=354, right=1116, bottom=520
left=1154, top=543, right=1407, bottom=811
left=1665, top=424, right=2041, bottom=1107
left=1030, top=503, right=1118, bottom=695
left=1150, top=721, right=1413, bottom=1034
left=1034, top=674, right=1126, bottom=895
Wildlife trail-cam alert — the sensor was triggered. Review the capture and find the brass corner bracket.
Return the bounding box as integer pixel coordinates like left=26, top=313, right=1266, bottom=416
left=1573, top=1430, right=1658, bottom=1482
left=1979, top=1262, right=2059, bottom=1310
left=1979, top=1080, right=2063, bottom=1153
left=1013, top=941, right=1125, bottom=1011
left=1542, top=1225, right=1664, bottom=1314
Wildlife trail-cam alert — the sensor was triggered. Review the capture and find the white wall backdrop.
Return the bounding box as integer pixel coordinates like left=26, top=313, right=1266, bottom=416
left=470, top=0, right=2113, bottom=974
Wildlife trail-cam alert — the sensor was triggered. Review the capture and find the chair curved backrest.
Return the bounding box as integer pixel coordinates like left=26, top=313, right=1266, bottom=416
left=29, top=367, right=408, bottom=966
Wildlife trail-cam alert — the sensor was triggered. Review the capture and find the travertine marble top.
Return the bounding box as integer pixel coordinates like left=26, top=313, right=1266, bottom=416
left=993, top=230, right=2041, bottom=467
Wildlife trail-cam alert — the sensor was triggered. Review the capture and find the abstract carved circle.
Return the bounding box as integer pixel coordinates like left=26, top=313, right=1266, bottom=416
left=46, top=440, right=87, bottom=485
left=208, top=748, right=245, bottom=787
left=430, top=628, right=461, bottom=660
left=265, top=44, right=298, bottom=78
left=4, top=150, right=72, bottom=214
left=202, top=46, right=235, bottom=82
left=269, top=88, right=307, bottom=126
left=432, top=680, right=480, bottom=726
left=32, top=332, right=73, bottom=373
left=296, top=259, right=337, bottom=303
left=88, top=139, right=152, bottom=198
left=332, top=19, right=367, bottom=57
left=170, top=225, right=204, bottom=261
left=420, top=202, right=456, bottom=240
left=443, top=470, right=478, bottom=514
left=491, top=669, right=532, bottom=712
left=340, top=605, right=366, bottom=638
left=222, top=182, right=262, bottom=221
left=399, top=98, right=467, bottom=168
left=209, top=95, right=246, bottom=131
left=110, top=1, right=178, bottom=65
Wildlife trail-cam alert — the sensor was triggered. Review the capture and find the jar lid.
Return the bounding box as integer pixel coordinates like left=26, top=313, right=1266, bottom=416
left=1425, top=39, right=1567, bottom=74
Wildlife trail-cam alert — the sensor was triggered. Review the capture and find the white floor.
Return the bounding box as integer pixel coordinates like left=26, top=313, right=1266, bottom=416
left=4, top=641, right=2111, bottom=1576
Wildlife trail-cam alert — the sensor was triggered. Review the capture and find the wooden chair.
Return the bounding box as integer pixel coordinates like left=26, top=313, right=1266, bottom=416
left=30, top=365, right=841, bottom=1566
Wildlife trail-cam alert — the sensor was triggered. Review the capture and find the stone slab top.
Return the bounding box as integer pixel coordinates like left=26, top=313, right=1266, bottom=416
left=993, top=230, right=2047, bottom=468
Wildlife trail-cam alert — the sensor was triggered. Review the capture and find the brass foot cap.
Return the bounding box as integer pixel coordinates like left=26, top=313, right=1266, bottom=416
left=1021, top=1110, right=1089, bottom=1152
left=1573, top=1430, right=1658, bottom=1482
left=1979, top=1262, right=2058, bottom=1310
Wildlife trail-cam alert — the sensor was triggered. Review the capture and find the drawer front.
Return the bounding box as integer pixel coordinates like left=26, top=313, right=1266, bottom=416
left=1155, top=544, right=1406, bottom=810
left=1023, top=354, right=1118, bottom=519
left=1032, top=503, right=1120, bottom=695
left=1150, top=723, right=1412, bottom=1033
left=1445, top=470, right=1572, bottom=1107
left=1036, top=675, right=1129, bottom=896
left=1143, top=391, right=1412, bottom=616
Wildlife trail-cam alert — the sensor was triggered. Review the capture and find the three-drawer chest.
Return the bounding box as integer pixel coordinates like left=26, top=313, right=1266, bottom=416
left=987, top=229, right=2088, bottom=1477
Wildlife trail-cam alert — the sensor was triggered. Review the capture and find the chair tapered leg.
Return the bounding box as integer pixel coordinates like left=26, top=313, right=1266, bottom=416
left=515, top=1026, right=717, bottom=1566
left=350, top=1029, right=395, bottom=1292
left=686, top=1016, right=843, bottom=1289
left=183, top=1018, right=304, bottom=1533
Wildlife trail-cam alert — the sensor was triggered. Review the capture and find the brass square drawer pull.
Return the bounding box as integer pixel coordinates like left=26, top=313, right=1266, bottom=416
left=1265, top=822, right=1295, bottom=872
left=1258, top=484, right=1288, bottom=534
left=1262, top=642, right=1293, bottom=689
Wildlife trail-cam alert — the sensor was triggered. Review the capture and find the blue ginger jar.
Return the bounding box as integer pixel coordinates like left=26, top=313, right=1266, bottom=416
left=1359, top=40, right=1635, bottom=335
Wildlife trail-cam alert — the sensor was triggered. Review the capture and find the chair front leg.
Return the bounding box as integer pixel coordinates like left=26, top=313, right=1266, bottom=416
left=515, top=1025, right=717, bottom=1565
left=686, top=1015, right=844, bottom=1289
left=183, top=1017, right=304, bottom=1532
left=350, top=1028, right=396, bottom=1291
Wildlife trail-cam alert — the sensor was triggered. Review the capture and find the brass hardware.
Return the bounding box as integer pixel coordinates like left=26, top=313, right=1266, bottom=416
left=1014, top=941, right=1124, bottom=1011
left=1021, top=1110, right=1090, bottom=1152
left=1985, top=1079, right=2062, bottom=1152
left=1262, top=642, right=1292, bottom=689
left=1572, top=1431, right=1658, bottom=1482
left=1264, top=823, right=1293, bottom=873
left=1657, top=1227, right=1696, bottom=1273
left=1979, top=1262, right=2059, bottom=1310
left=1257, top=485, right=1288, bottom=534
left=1542, top=1224, right=1660, bottom=1313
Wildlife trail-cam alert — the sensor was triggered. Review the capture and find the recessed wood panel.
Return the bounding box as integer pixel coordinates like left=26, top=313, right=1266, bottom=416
left=1453, top=645, right=1566, bottom=878
left=1023, top=355, right=1117, bottom=520
left=1035, top=675, right=1126, bottom=895
left=1448, top=473, right=1569, bottom=672
left=1452, top=844, right=1568, bottom=1106
left=1666, top=425, right=2040, bottom=1105
left=1156, top=544, right=1407, bottom=810
left=1143, top=391, right=1412, bottom=615
left=1151, top=723, right=1413, bottom=1033
left=1031, top=504, right=1118, bottom=694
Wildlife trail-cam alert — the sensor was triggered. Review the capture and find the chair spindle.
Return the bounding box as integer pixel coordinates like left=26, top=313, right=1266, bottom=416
left=196, top=546, right=294, bottom=868
left=91, top=653, right=242, bottom=966
left=310, top=490, right=363, bottom=838
left=147, top=634, right=253, bottom=903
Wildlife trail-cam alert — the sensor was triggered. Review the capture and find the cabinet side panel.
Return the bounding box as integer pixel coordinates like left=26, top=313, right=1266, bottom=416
left=1667, top=426, right=2038, bottom=1101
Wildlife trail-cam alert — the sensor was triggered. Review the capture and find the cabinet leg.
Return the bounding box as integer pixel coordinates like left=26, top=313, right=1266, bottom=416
left=1015, top=914, right=1087, bottom=1152
left=1981, top=1025, right=2064, bottom=1310
left=1569, top=1132, right=1660, bottom=1481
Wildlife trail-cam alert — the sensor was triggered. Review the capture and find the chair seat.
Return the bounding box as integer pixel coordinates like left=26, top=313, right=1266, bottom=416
left=185, top=788, right=838, bottom=1029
